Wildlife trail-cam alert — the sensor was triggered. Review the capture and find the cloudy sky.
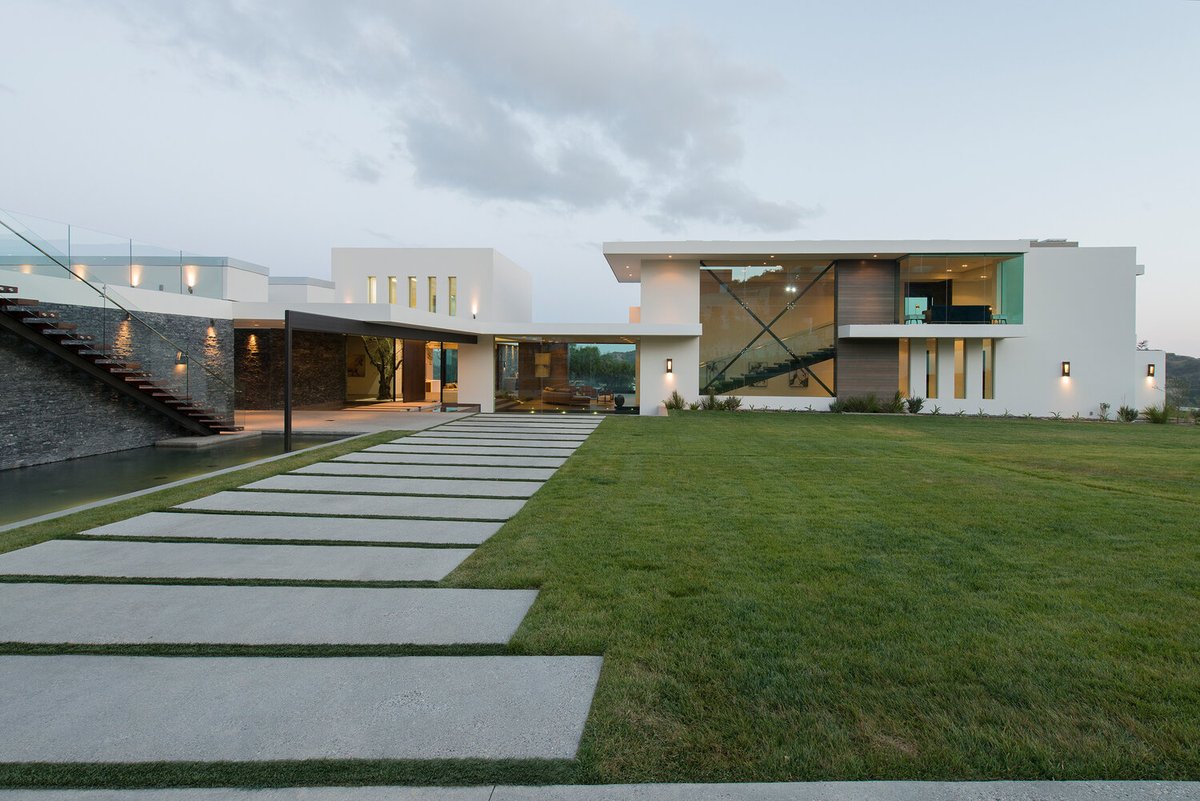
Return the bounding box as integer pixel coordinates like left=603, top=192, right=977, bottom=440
left=2, top=0, right=1198, bottom=352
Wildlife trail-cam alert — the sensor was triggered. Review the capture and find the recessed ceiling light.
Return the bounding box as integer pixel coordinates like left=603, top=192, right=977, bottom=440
left=961, top=264, right=968, bottom=268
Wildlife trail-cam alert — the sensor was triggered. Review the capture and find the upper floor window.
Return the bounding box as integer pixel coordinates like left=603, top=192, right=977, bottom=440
left=387, top=276, right=397, bottom=304
left=899, top=254, right=1023, bottom=325
left=428, top=276, right=437, bottom=313
left=448, top=276, right=457, bottom=316
left=366, top=275, right=377, bottom=303
left=408, top=276, right=417, bottom=308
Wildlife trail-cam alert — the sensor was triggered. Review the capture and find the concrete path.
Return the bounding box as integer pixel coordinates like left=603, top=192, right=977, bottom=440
left=295, top=462, right=558, bottom=481
left=342, top=451, right=567, bottom=467
left=0, top=585, right=537, bottom=645
left=0, top=539, right=473, bottom=581
left=177, top=491, right=526, bottom=520
left=0, top=413, right=606, bottom=769
left=0, top=655, right=603, bottom=761
left=3, top=783, right=1196, bottom=801
left=77, top=512, right=502, bottom=544
left=243, top=474, right=544, bottom=498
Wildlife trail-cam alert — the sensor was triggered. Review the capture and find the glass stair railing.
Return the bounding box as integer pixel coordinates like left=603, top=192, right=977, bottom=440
left=701, top=323, right=836, bottom=395
left=0, top=209, right=240, bottom=434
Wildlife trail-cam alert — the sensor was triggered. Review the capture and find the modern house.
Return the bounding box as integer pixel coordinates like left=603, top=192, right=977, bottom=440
left=0, top=210, right=1166, bottom=468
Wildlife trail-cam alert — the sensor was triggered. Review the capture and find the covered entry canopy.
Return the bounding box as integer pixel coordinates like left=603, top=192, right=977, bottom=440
left=282, top=310, right=478, bottom=450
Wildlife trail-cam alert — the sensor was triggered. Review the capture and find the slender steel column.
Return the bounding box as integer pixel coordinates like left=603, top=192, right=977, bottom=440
left=283, top=310, right=293, bottom=453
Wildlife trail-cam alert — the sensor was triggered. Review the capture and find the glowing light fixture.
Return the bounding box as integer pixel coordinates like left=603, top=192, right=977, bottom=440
left=666, top=358, right=673, bottom=374
left=1061, top=361, right=1071, bottom=377
left=1147, top=363, right=1156, bottom=377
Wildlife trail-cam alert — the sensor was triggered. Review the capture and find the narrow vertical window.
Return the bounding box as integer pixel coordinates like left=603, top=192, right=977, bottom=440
left=448, top=276, right=457, bottom=316
left=428, top=276, right=437, bottom=313
left=954, top=338, right=966, bottom=399
left=387, top=276, right=397, bottom=304
left=408, top=276, right=417, bottom=308
left=366, top=275, right=377, bottom=303
left=982, top=338, right=994, bottom=399
left=898, top=338, right=909, bottom=397
left=926, top=338, right=938, bottom=399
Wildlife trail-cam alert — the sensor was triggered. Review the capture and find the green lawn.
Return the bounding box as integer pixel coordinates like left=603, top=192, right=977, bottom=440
left=448, top=413, right=1200, bottom=782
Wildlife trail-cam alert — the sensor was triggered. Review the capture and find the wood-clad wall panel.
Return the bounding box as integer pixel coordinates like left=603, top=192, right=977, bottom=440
left=836, top=339, right=900, bottom=398
left=836, top=260, right=898, bottom=325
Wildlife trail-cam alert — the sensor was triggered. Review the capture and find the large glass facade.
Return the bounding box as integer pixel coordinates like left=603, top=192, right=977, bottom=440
left=699, top=260, right=836, bottom=397
left=494, top=338, right=636, bottom=412
left=899, top=254, right=1023, bottom=325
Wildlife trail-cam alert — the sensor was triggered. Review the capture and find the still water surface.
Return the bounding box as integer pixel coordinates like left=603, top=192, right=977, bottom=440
left=0, top=435, right=342, bottom=525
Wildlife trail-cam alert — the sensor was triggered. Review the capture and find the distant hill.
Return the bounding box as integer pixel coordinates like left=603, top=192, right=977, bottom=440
left=1166, top=352, right=1200, bottom=408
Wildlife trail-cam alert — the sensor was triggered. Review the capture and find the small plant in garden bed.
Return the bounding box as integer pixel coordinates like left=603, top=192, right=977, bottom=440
left=905, top=396, right=925, bottom=414
left=1142, top=403, right=1174, bottom=424
left=663, top=390, right=687, bottom=410
left=1118, top=404, right=1139, bottom=422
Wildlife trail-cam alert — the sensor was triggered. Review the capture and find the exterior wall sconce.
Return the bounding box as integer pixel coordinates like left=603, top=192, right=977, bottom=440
left=665, top=358, right=673, bottom=374
left=1061, top=361, right=1071, bottom=377
left=175, top=350, right=187, bottom=365
left=1147, top=363, right=1156, bottom=377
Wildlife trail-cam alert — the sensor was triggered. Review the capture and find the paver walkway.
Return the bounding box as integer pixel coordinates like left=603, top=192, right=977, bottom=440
left=0, top=414, right=604, bottom=767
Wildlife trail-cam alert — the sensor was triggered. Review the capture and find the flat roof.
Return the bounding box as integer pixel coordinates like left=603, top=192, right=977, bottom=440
left=602, top=239, right=1034, bottom=283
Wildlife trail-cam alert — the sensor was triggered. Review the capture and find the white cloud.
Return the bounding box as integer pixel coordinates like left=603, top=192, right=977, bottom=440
left=101, top=0, right=807, bottom=231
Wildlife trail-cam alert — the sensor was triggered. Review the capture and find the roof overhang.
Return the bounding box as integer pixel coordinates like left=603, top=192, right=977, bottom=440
left=603, top=240, right=1034, bottom=283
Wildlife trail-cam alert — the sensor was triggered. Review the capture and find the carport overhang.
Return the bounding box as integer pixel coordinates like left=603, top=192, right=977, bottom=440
left=282, top=310, right=478, bottom=451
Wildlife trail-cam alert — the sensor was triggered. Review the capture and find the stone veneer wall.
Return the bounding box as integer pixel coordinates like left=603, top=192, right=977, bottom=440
left=0, top=302, right=236, bottom=470
left=40, top=303, right=236, bottom=419
left=234, top=329, right=346, bottom=409
left=0, top=330, right=188, bottom=469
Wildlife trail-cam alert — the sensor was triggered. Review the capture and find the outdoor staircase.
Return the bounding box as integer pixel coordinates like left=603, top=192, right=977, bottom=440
left=0, top=286, right=240, bottom=435
left=705, top=344, right=836, bottom=395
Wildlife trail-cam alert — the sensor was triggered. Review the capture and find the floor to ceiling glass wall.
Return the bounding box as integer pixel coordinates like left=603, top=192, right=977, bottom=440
left=899, top=254, right=1024, bottom=324
left=494, top=337, right=637, bottom=412
left=699, top=259, right=836, bottom=397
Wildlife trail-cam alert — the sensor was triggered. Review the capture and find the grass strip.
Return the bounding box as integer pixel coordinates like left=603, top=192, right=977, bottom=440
left=0, top=643, right=515, bottom=657
left=61, top=535, right=484, bottom=549
left=0, top=758, right=577, bottom=789
left=0, top=576, right=442, bottom=588
left=0, top=431, right=408, bottom=558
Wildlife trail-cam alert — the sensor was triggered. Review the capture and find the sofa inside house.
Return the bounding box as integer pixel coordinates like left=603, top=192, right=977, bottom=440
left=541, top=385, right=595, bottom=406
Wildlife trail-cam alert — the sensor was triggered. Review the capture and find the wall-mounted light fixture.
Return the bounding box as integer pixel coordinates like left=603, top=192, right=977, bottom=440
left=1147, top=363, right=1156, bottom=377
left=1061, top=361, right=1071, bottom=377
left=175, top=350, right=187, bottom=365
left=665, top=358, right=673, bottom=374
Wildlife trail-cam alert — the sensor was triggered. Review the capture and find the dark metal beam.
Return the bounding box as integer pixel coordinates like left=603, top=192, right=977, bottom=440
left=284, top=311, right=477, bottom=344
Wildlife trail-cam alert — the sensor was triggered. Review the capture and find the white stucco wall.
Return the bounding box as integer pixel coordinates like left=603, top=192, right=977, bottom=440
left=330, top=247, right=532, bottom=325
left=458, top=335, right=496, bottom=412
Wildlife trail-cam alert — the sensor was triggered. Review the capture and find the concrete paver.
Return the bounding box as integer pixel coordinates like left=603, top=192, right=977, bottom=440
left=0, top=539, right=473, bottom=581
left=371, top=444, right=577, bottom=458
left=418, top=431, right=588, bottom=442
left=243, top=474, right=543, bottom=498
left=177, top=491, right=525, bottom=520
left=404, top=437, right=580, bottom=449
left=0, top=585, right=537, bottom=645
left=343, top=452, right=567, bottom=468
left=0, top=655, right=602, bottom=761
left=77, top=512, right=503, bottom=545
left=296, top=462, right=557, bottom=481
